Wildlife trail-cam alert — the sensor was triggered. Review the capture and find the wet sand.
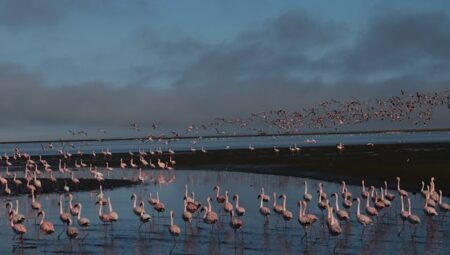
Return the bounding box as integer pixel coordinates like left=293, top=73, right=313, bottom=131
left=7, top=141, right=449, bottom=196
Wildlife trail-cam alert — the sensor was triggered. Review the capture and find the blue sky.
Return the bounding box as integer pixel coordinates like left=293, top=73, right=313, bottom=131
left=0, top=0, right=449, bottom=140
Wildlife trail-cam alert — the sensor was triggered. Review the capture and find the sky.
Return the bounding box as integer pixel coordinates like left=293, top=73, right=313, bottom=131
left=0, top=0, right=449, bottom=141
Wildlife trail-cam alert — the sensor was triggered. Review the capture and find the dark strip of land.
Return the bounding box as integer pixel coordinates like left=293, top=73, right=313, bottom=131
left=6, top=141, right=449, bottom=196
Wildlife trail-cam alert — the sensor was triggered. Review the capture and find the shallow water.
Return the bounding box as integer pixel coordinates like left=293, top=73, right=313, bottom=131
left=1, top=131, right=449, bottom=156
left=1, top=169, right=450, bottom=254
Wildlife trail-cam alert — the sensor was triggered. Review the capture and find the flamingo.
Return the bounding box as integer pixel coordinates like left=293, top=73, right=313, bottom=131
left=182, top=199, right=192, bottom=223
left=213, top=186, right=226, bottom=204
left=279, top=194, right=293, bottom=225
left=398, top=195, right=410, bottom=236
left=98, top=201, right=112, bottom=224
left=202, top=197, right=218, bottom=226
left=260, top=187, right=270, bottom=202
left=148, top=192, right=158, bottom=206
left=13, top=173, right=22, bottom=187
left=131, top=193, right=144, bottom=216
left=138, top=203, right=151, bottom=230
left=365, top=192, right=378, bottom=217
left=59, top=194, right=71, bottom=225
left=258, top=194, right=271, bottom=223
left=331, top=193, right=349, bottom=221
left=153, top=192, right=165, bottom=215
left=298, top=200, right=318, bottom=240
left=229, top=210, right=243, bottom=234
left=361, top=180, right=369, bottom=199
left=272, top=192, right=283, bottom=216
left=233, top=194, right=246, bottom=216
left=438, top=190, right=450, bottom=212
left=424, top=193, right=438, bottom=216
left=396, top=177, right=408, bottom=197
left=68, top=193, right=80, bottom=216
left=303, top=180, right=312, bottom=202
left=119, top=158, right=127, bottom=169
left=71, top=172, right=80, bottom=185
left=157, top=159, right=166, bottom=169
left=353, top=198, right=373, bottom=239
left=407, top=198, right=421, bottom=234
left=130, top=158, right=138, bottom=168
left=169, top=210, right=181, bottom=237
left=384, top=181, right=395, bottom=201
left=66, top=218, right=79, bottom=240
left=76, top=203, right=90, bottom=228
left=9, top=212, right=27, bottom=240
left=108, top=197, right=119, bottom=222
left=30, top=189, right=41, bottom=211
left=341, top=181, right=352, bottom=199
left=37, top=210, right=55, bottom=235
left=224, top=191, right=233, bottom=214
left=327, top=206, right=342, bottom=236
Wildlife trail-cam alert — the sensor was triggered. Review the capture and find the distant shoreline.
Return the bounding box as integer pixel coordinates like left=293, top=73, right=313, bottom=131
left=1, top=127, right=449, bottom=145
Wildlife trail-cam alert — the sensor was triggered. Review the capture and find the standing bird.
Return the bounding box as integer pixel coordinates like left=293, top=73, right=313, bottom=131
left=66, top=219, right=79, bottom=240
left=233, top=194, right=246, bottom=216
left=213, top=186, right=226, bottom=204
left=298, top=200, right=318, bottom=240
left=138, top=203, right=151, bottom=230
left=384, top=181, right=395, bottom=201
left=153, top=192, right=166, bottom=216
left=224, top=191, right=234, bottom=214
left=98, top=201, right=112, bottom=224
left=341, top=181, right=352, bottom=199
left=258, top=194, right=271, bottom=224
left=182, top=199, right=192, bottom=223
left=279, top=194, right=293, bottom=225
left=272, top=192, right=284, bottom=216
left=131, top=193, right=144, bottom=216
left=331, top=193, right=349, bottom=221
left=423, top=193, right=438, bottom=216
left=407, top=198, right=421, bottom=235
left=76, top=203, right=90, bottom=228
left=365, top=193, right=378, bottom=217
left=9, top=212, right=27, bottom=240
left=361, top=180, right=369, bottom=199
left=353, top=198, right=373, bottom=239
left=30, top=189, right=41, bottom=211
left=438, top=190, right=450, bottom=212
left=169, top=210, right=181, bottom=237
left=260, top=187, right=270, bottom=202
left=229, top=210, right=243, bottom=234
left=59, top=194, right=71, bottom=225
left=37, top=210, right=55, bottom=235
left=303, top=180, right=312, bottom=202
left=396, top=177, right=408, bottom=197
left=108, top=197, right=119, bottom=222
left=327, top=207, right=342, bottom=236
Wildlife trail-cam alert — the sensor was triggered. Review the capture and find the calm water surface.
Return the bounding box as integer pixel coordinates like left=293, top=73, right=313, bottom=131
left=1, top=169, right=449, bottom=254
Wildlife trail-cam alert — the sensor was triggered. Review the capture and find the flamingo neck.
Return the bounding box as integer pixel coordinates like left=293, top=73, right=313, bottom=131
left=341, top=183, right=345, bottom=194
left=421, top=182, right=424, bottom=192
left=303, top=202, right=307, bottom=216
left=215, top=187, right=219, bottom=197
left=170, top=212, right=174, bottom=226
left=401, top=196, right=404, bottom=212
left=78, top=206, right=82, bottom=219
left=397, top=179, right=400, bottom=191
left=408, top=199, right=412, bottom=214
left=299, top=202, right=303, bottom=217
left=335, top=195, right=340, bottom=211
left=98, top=203, right=102, bottom=216
left=362, top=181, right=366, bottom=192
left=273, top=193, right=277, bottom=206
left=132, top=195, right=137, bottom=208
left=59, top=197, right=63, bottom=214
left=283, top=196, right=286, bottom=211
left=439, top=191, right=442, bottom=204
left=235, top=196, right=239, bottom=207
left=357, top=199, right=361, bottom=215
left=109, top=199, right=113, bottom=212
left=208, top=199, right=212, bottom=211
left=260, top=198, right=263, bottom=208
left=304, top=182, right=308, bottom=194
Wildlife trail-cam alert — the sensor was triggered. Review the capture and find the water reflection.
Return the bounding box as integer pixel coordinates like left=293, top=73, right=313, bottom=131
left=1, top=169, right=449, bottom=254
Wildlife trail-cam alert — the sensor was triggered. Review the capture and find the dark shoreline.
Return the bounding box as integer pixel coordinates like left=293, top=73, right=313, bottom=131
left=3, top=141, right=449, bottom=196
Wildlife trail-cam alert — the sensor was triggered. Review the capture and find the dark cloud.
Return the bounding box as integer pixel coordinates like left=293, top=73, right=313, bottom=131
left=0, top=9, right=449, bottom=139
left=0, top=0, right=60, bottom=29
left=339, top=11, right=450, bottom=75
